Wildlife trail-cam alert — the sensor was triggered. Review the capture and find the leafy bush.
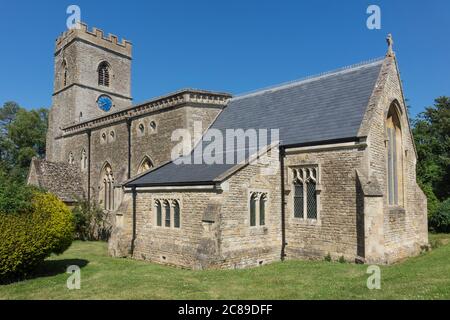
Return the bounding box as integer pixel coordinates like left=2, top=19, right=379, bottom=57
left=72, top=197, right=111, bottom=241
left=429, top=199, right=450, bottom=233
left=0, top=170, right=36, bottom=214
left=420, top=183, right=440, bottom=218
left=0, top=192, right=74, bottom=282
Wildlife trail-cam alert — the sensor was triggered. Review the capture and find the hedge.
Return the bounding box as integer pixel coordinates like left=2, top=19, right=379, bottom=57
left=0, top=192, right=74, bottom=282
left=429, top=199, right=450, bottom=233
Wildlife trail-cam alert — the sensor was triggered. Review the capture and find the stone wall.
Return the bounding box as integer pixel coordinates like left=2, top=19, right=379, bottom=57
left=283, top=146, right=366, bottom=262
left=111, top=148, right=282, bottom=269
left=215, top=151, right=282, bottom=268
left=363, top=57, right=428, bottom=263
left=55, top=102, right=223, bottom=210
left=130, top=190, right=222, bottom=269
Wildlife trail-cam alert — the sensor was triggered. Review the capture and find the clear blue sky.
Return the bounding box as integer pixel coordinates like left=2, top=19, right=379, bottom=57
left=0, top=0, right=449, bottom=117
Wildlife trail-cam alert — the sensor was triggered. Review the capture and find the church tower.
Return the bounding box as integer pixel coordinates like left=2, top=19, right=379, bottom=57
left=46, top=22, right=132, bottom=161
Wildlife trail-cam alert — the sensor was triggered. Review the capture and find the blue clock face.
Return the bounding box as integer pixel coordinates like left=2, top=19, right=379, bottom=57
left=98, top=95, right=112, bottom=112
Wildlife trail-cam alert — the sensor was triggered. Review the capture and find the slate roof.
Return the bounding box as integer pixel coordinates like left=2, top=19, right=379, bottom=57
left=127, top=58, right=384, bottom=187
left=28, top=158, right=84, bottom=203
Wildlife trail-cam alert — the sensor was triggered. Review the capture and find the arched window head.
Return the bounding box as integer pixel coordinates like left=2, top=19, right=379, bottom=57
left=386, top=103, right=403, bottom=206
left=138, top=156, right=153, bottom=174
left=98, top=61, right=110, bottom=87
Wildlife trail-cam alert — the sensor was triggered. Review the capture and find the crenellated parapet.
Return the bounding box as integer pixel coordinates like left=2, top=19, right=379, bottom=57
left=55, top=21, right=132, bottom=57
left=61, top=89, right=231, bottom=136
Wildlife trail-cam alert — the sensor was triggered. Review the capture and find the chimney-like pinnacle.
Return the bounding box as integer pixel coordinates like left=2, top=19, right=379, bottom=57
left=386, top=34, right=395, bottom=57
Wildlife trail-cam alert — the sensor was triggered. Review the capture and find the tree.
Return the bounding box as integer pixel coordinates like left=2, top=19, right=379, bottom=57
left=413, top=97, right=450, bottom=201
left=0, top=102, right=48, bottom=181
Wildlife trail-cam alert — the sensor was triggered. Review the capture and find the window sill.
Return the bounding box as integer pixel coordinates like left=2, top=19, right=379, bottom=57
left=154, top=226, right=182, bottom=230
left=388, top=206, right=405, bottom=215
left=249, top=226, right=268, bottom=235
left=291, top=217, right=320, bottom=226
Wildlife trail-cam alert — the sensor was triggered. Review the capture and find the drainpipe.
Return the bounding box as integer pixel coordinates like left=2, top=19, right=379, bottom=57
left=87, top=130, right=91, bottom=203
left=127, top=118, right=132, bottom=179
left=130, top=186, right=137, bottom=255
left=280, top=146, right=287, bottom=261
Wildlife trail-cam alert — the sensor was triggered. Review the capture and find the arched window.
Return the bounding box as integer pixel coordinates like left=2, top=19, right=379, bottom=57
left=81, top=149, right=87, bottom=170
left=173, top=200, right=180, bottom=228
left=249, top=192, right=268, bottom=227
left=100, top=163, right=115, bottom=211
left=155, top=200, right=162, bottom=227
left=138, top=123, right=145, bottom=136
left=109, top=130, right=115, bottom=142
left=138, top=156, right=153, bottom=174
left=250, top=193, right=257, bottom=227
left=68, top=152, right=74, bottom=165
left=386, top=103, right=403, bottom=206
left=98, top=61, right=110, bottom=87
left=163, top=200, right=171, bottom=227
left=149, top=121, right=157, bottom=133
left=259, top=194, right=267, bottom=226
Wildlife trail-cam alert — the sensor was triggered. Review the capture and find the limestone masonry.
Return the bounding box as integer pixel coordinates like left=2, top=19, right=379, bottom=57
left=28, top=23, right=428, bottom=269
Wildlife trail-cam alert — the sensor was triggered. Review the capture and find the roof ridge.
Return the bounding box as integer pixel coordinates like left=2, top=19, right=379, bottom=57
left=232, top=57, right=385, bottom=101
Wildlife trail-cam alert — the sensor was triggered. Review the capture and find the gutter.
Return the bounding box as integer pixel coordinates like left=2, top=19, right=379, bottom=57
left=87, top=130, right=91, bottom=203
left=280, top=146, right=287, bottom=261
left=127, top=118, right=132, bottom=179
left=130, top=186, right=137, bottom=255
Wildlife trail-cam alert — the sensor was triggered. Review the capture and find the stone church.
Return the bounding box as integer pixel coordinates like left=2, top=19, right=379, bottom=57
left=28, top=22, right=428, bottom=269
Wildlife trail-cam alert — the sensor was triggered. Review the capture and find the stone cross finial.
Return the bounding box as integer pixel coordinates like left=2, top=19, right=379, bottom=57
left=386, top=34, right=394, bottom=57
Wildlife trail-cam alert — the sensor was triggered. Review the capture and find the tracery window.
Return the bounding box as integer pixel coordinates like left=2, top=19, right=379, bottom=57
left=137, top=156, right=153, bottom=174
left=293, top=167, right=318, bottom=220
left=101, top=163, right=115, bottom=211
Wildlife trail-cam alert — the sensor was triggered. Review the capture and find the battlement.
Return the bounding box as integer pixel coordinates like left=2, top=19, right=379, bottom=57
left=55, top=22, right=132, bottom=57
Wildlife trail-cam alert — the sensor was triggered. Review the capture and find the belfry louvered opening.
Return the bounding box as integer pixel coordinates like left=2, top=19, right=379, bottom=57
left=98, top=61, right=110, bottom=87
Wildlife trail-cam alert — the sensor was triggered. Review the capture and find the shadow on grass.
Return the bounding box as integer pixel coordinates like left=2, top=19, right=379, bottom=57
left=1, top=259, right=89, bottom=285
left=33, top=259, right=89, bottom=278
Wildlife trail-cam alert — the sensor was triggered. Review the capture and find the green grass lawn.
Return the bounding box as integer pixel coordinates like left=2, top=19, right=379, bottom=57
left=1, top=234, right=449, bottom=300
